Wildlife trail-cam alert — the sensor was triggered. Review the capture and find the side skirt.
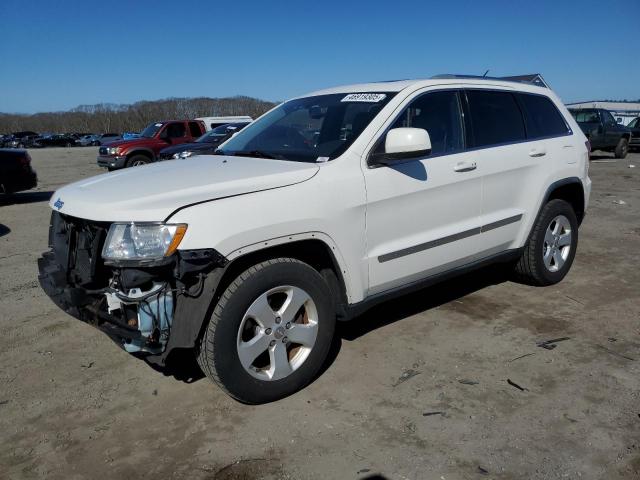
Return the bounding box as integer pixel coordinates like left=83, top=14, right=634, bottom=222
left=343, top=248, right=522, bottom=320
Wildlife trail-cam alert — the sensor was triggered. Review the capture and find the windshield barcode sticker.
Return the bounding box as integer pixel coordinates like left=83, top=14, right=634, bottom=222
left=341, top=93, right=387, bottom=103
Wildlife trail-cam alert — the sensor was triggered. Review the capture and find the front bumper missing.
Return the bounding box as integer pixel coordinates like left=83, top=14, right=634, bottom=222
left=37, top=212, right=227, bottom=365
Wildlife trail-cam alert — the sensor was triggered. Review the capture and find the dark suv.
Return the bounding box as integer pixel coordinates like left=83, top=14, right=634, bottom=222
left=97, top=120, right=206, bottom=170
left=569, top=108, right=631, bottom=158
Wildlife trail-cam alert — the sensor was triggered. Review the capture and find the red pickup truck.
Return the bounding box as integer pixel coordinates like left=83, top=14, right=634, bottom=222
left=97, top=120, right=206, bottom=170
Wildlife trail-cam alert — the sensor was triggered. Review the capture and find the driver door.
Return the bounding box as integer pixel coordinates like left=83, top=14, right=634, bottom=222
left=363, top=89, right=484, bottom=295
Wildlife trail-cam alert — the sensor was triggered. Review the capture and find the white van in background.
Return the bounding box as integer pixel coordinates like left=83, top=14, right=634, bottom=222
left=196, top=116, right=253, bottom=131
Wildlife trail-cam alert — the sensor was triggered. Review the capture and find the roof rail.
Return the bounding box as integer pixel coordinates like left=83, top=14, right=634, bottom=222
left=431, top=73, right=549, bottom=88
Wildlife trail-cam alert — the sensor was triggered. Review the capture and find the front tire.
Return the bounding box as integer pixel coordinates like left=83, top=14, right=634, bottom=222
left=197, top=258, right=336, bottom=404
left=126, top=155, right=149, bottom=167
left=614, top=137, right=629, bottom=159
left=514, top=199, right=578, bottom=286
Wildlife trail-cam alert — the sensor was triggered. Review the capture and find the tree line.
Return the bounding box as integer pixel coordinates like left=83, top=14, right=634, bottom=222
left=0, top=96, right=278, bottom=134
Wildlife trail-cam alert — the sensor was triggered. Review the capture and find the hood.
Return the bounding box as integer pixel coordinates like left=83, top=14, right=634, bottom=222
left=50, top=155, right=319, bottom=222
left=159, top=142, right=213, bottom=156
left=105, top=138, right=154, bottom=148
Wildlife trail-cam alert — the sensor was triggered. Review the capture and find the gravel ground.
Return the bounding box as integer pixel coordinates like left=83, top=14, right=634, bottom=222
left=0, top=147, right=639, bottom=480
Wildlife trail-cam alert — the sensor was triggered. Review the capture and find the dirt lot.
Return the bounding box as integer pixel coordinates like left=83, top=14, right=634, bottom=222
left=1, top=147, right=639, bottom=479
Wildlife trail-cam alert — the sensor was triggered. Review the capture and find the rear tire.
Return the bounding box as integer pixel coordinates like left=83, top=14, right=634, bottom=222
left=126, top=155, right=149, bottom=167
left=514, top=199, right=578, bottom=286
left=614, top=138, right=629, bottom=159
left=197, top=258, right=335, bottom=404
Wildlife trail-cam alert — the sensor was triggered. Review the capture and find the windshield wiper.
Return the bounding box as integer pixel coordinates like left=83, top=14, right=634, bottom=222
left=230, top=150, right=278, bottom=159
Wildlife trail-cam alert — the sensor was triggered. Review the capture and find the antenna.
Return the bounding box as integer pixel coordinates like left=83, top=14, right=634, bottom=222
left=482, top=69, right=490, bottom=77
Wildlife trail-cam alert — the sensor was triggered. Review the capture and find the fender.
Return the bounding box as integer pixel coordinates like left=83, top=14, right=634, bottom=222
left=542, top=177, right=583, bottom=204
left=124, top=147, right=156, bottom=160
left=147, top=233, right=353, bottom=366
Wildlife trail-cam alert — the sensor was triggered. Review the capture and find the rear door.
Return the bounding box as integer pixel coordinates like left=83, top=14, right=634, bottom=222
left=467, top=89, right=573, bottom=252
left=463, top=89, right=531, bottom=253
left=600, top=109, right=621, bottom=146
left=363, top=89, right=484, bottom=295
left=188, top=121, right=204, bottom=140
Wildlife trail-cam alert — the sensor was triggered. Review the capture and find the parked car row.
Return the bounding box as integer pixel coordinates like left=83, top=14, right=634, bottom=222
left=75, top=133, right=123, bottom=146
left=97, top=117, right=251, bottom=170
left=0, top=131, right=130, bottom=148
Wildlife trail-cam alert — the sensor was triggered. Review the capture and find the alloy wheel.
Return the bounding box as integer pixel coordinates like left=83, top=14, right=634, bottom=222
left=237, top=285, right=318, bottom=381
left=543, top=214, right=572, bottom=272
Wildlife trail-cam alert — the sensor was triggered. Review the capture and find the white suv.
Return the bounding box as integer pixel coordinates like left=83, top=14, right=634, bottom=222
left=38, top=76, right=591, bottom=403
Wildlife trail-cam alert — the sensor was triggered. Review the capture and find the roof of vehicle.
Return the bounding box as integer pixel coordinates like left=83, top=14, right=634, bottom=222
left=303, top=74, right=551, bottom=98
left=195, top=116, right=253, bottom=121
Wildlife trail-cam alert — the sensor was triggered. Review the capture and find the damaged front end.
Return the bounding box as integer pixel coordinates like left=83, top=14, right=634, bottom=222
left=38, top=211, right=226, bottom=363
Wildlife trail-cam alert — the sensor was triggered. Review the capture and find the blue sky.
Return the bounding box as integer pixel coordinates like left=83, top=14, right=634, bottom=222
left=0, top=0, right=638, bottom=113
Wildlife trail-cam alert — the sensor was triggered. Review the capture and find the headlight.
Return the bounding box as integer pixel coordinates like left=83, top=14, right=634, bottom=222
left=102, top=223, right=187, bottom=262
left=178, top=151, right=193, bottom=159
left=107, top=147, right=118, bottom=155
left=172, top=152, right=181, bottom=159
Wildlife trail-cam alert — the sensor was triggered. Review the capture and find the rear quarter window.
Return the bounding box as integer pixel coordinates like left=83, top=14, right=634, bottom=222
left=466, top=90, right=526, bottom=148
left=188, top=122, right=202, bottom=137
left=573, top=111, right=600, bottom=123
left=517, top=93, right=570, bottom=139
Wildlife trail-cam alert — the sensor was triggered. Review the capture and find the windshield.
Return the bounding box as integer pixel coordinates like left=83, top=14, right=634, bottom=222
left=141, top=122, right=164, bottom=138
left=217, top=92, right=395, bottom=162
left=628, top=118, right=639, bottom=129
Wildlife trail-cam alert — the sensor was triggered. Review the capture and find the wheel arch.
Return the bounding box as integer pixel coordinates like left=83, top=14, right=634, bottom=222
left=219, top=234, right=351, bottom=317
left=155, top=235, right=351, bottom=367
left=542, top=177, right=585, bottom=225
left=126, top=148, right=155, bottom=162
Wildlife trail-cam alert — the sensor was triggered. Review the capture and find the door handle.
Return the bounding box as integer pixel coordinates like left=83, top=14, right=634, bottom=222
left=529, top=148, right=547, bottom=157
left=454, top=161, right=477, bottom=172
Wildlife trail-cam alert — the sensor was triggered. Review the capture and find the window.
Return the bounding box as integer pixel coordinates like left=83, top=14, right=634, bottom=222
left=517, top=93, right=570, bottom=138
left=165, top=122, right=186, bottom=138
left=375, top=90, right=464, bottom=156
left=466, top=90, right=526, bottom=147
left=188, top=122, right=202, bottom=137
left=601, top=110, right=616, bottom=125
left=572, top=110, right=599, bottom=123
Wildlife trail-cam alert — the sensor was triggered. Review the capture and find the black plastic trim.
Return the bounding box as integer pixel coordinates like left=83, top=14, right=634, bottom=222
left=378, top=214, right=523, bottom=263
left=347, top=248, right=523, bottom=319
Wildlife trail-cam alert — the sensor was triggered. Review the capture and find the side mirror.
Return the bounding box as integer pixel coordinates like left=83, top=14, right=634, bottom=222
left=371, top=128, right=431, bottom=165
